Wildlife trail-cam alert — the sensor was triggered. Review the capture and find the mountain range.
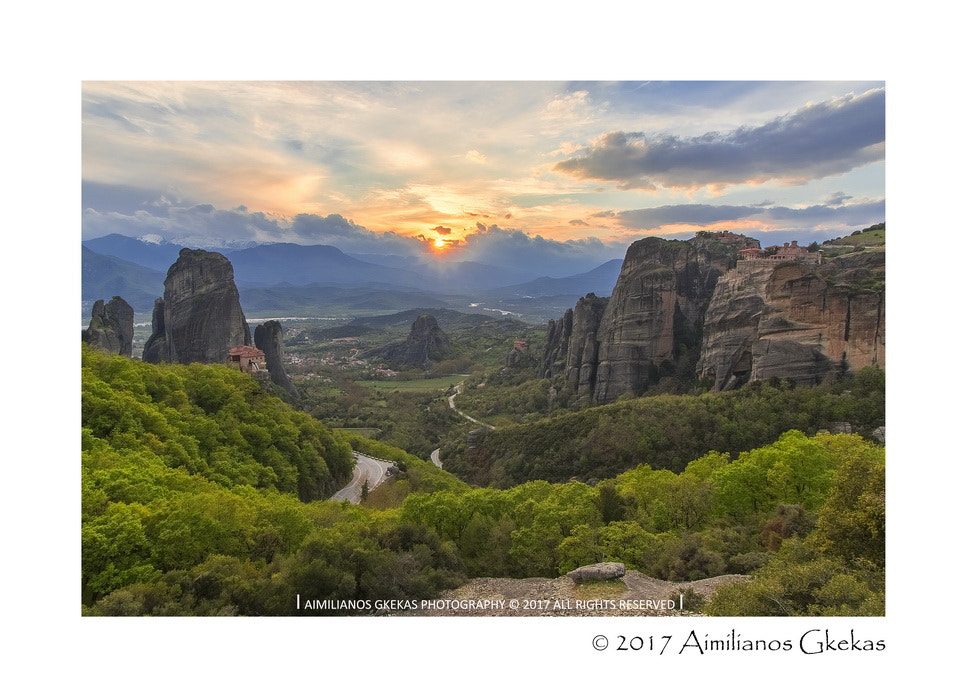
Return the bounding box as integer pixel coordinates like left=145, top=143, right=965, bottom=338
left=81, top=234, right=623, bottom=320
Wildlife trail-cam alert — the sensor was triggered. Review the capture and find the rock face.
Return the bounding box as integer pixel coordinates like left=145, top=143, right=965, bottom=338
left=696, top=252, right=884, bottom=390
left=371, top=314, right=450, bottom=369
left=83, top=296, right=134, bottom=357
left=567, top=562, right=626, bottom=582
left=142, top=249, right=250, bottom=364
left=545, top=233, right=755, bottom=403
left=254, top=320, right=299, bottom=397
left=141, top=298, right=167, bottom=363
left=544, top=233, right=885, bottom=404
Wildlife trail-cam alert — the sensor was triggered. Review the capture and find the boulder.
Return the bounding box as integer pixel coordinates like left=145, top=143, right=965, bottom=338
left=566, top=562, right=626, bottom=583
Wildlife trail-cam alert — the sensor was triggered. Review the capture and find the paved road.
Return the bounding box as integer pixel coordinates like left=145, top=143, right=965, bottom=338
left=448, top=384, right=495, bottom=430
left=429, top=385, right=496, bottom=471
left=331, top=452, right=394, bottom=503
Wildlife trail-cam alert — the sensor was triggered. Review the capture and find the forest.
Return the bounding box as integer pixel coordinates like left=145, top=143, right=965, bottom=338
left=81, top=344, right=883, bottom=616
left=443, top=367, right=884, bottom=487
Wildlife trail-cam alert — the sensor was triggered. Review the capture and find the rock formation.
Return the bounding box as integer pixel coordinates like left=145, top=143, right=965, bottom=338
left=142, top=249, right=250, bottom=364
left=543, top=232, right=884, bottom=403
left=368, top=314, right=450, bottom=369
left=544, top=233, right=756, bottom=403
left=542, top=307, right=573, bottom=379
left=505, top=339, right=531, bottom=367
left=82, top=296, right=134, bottom=357
left=141, top=298, right=167, bottom=363
left=696, top=251, right=884, bottom=390
left=254, top=320, right=299, bottom=397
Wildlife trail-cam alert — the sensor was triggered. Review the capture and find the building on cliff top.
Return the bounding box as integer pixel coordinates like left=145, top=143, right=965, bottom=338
left=228, top=345, right=267, bottom=373
left=740, top=241, right=821, bottom=264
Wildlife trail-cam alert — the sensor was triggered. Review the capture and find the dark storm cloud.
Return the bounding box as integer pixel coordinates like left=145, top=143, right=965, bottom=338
left=554, top=89, right=885, bottom=190
left=614, top=200, right=885, bottom=230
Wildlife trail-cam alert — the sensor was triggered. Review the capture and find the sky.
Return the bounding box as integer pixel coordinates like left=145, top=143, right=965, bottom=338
left=82, top=80, right=885, bottom=270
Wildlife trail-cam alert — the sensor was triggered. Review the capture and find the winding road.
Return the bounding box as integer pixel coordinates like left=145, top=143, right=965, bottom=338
left=333, top=383, right=493, bottom=495
left=448, top=384, right=495, bottom=430
left=330, top=452, right=395, bottom=504
left=430, top=384, right=495, bottom=470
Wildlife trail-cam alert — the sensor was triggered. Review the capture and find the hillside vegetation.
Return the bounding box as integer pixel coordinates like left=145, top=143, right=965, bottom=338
left=443, top=367, right=884, bottom=487
left=82, top=345, right=883, bottom=615
left=82, top=345, right=467, bottom=612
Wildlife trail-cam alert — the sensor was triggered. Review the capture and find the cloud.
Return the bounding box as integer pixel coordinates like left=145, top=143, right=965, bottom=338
left=465, top=149, right=487, bottom=163
left=431, top=225, right=452, bottom=236
left=451, top=225, right=628, bottom=276
left=825, top=191, right=853, bottom=206
left=613, top=200, right=885, bottom=230
left=82, top=185, right=425, bottom=256
left=617, top=204, right=762, bottom=228
left=569, top=219, right=589, bottom=226
left=553, top=88, right=885, bottom=190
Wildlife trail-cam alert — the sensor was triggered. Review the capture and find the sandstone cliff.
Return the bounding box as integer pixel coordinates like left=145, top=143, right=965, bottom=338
left=367, top=314, right=450, bottom=369
left=141, top=298, right=168, bottom=363
left=543, top=233, right=884, bottom=403
left=83, top=296, right=134, bottom=357
left=142, top=249, right=251, bottom=364
left=544, top=233, right=757, bottom=403
left=696, top=252, right=884, bottom=390
left=254, top=320, right=299, bottom=397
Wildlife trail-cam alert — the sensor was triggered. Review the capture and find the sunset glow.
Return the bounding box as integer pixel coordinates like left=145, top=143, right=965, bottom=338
left=82, top=81, right=885, bottom=263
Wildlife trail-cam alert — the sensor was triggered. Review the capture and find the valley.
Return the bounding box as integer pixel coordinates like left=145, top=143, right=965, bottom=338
left=80, top=225, right=886, bottom=617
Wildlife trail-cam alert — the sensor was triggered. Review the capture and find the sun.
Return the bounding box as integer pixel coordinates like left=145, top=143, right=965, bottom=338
left=433, top=237, right=447, bottom=249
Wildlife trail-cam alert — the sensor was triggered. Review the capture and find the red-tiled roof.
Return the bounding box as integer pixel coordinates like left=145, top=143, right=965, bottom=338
left=228, top=345, right=265, bottom=359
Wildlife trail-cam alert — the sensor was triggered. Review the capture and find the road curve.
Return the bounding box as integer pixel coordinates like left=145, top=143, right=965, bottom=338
left=430, top=448, right=443, bottom=468
left=331, top=452, right=394, bottom=504
left=448, top=385, right=495, bottom=430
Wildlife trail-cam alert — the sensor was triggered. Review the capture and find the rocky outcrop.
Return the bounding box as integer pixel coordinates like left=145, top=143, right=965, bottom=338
left=544, top=233, right=757, bottom=403
left=566, top=562, right=626, bottom=582
left=544, top=235, right=884, bottom=402
left=141, top=298, right=167, bottom=363
left=696, top=252, right=884, bottom=389
left=369, top=314, right=450, bottom=369
left=142, top=249, right=250, bottom=364
left=254, top=320, right=299, bottom=397
left=83, top=296, right=134, bottom=357
left=565, top=293, right=610, bottom=400
left=542, top=307, right=573, bottom=379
